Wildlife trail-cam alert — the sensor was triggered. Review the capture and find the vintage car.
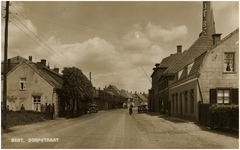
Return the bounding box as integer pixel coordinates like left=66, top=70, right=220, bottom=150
left=91, top=104, right=98, bottom=113
left=137, top=105, right=148, bottom=113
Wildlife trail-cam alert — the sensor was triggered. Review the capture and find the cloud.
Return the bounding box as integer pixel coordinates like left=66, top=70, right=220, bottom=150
left=145, top=22, right=188, bottom=42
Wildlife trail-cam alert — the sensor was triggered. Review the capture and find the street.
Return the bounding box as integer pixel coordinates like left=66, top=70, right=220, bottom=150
left=1, top=108, right=239, bottom=149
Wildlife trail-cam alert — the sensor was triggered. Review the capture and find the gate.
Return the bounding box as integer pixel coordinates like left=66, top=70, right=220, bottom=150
left=199, top=102, right=212, bottom=127
left=43, top=103, right=55, bottom=120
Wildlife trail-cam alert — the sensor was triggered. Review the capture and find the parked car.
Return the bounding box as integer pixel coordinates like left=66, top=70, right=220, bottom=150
left=137, top=105, right=148, bottom=113
left=123, top=104, right=128, bottom=109
left=91, top=104, right=98, bottom=113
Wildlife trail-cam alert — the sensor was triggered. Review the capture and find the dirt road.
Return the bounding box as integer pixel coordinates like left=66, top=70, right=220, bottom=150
left=1, top=108, right=239, bottom=149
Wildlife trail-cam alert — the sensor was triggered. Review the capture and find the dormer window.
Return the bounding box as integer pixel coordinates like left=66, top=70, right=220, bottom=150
left=187, top=63, right=194, bottom=75
left=178, top=70, right=183, bottom=80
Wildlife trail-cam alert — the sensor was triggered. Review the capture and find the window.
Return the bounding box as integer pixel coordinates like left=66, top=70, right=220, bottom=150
left=33, top=96, right=41, bottom=112
left=172, top=95, right=175, bottom=112
left=176, top=93, right=178, bottom=113
left=224, top=53, right=234, bottom=72
left=178, top=70, right=183, bottom=80
left=217, top=89, right=230, bottom=104
left=190, top=89, right=194, bottom=113
left=187, top=63, right=194, bottom=75
left=184, top=91, right=188, bottom=113
left=20, top=78, right=26, bottom=90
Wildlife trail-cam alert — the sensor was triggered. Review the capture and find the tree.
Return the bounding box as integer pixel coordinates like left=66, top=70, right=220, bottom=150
left=61, top=67, right=93, bottom=117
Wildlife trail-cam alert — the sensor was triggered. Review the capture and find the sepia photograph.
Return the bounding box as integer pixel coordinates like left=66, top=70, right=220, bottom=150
left=1, top=1, right=239, bottom=149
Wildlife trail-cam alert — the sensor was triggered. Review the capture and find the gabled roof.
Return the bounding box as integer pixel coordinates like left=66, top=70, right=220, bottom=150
left=135, top=93, right=148, bottom=101
left=1, top=56, right=30, bottom=74
left=190, top=28, right=239, bottom=76
left=2, top=60, right=62, bottom=89
left=120, top=89, right=133, bottom=99
left=158, top=52, right=183, bottom=68
left=106, top=85, right=120, bottom=96
left=164, top=36, right=213, bottom=75
left=142, top=93, right=148, bottom=99
left=1, top=56, right=27, bottom=63
left=174, top=28, right=239, bottom=82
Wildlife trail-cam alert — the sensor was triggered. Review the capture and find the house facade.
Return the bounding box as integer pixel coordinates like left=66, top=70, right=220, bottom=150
left=150, top=1, right=239, bottom=122
left=170, top=29, right=239, bottom=121
left=1, top=57, right=62, bottom=116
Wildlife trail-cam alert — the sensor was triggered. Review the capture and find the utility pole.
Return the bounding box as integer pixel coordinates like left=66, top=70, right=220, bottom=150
left=2, top=1, right=10, bottom=129
left=89, top=72, right=91, bottom=82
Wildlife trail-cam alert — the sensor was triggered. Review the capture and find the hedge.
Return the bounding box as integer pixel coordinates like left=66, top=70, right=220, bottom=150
left=2, top=110, right=45, bottom=128
left=210, top=104, right=239, bottom=131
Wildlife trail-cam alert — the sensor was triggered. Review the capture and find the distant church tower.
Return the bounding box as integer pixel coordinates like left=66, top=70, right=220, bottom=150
left=200, top=1, right=216, bottom=39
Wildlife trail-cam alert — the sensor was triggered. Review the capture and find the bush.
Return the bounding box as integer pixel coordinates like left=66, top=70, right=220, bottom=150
left=3, top=110, right=45, bottom=128
left=210, top=104, right=239, bottom=131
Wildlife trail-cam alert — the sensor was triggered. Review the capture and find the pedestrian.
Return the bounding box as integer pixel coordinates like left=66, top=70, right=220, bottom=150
left=129, top=105, right=133, bottom=115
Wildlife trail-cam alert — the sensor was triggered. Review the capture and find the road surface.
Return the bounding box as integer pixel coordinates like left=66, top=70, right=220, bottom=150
left=1, top=108, right=239, bottom=149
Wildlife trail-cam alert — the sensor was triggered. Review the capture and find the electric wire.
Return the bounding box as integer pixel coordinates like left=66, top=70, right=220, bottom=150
left=11, top=20, right=71, bottom=67
left=11, top=5, right=75, bottom=67
left=11, top=14, right=74, bottom=67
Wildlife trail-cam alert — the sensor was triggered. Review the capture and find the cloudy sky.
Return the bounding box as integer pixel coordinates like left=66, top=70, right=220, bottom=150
left=1, top=1, right=239, bottom=93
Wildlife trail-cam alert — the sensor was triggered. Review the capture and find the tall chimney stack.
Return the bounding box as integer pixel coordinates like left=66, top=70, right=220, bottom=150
left=29, top=56, right=32, bottom=61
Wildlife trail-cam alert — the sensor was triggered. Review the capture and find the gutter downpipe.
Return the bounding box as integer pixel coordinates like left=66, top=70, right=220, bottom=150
left=197, top=78, right=204, bottom=104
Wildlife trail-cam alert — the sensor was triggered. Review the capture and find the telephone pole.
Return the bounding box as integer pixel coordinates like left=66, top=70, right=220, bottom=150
left=89, top=72, right=91, bottom=82
left=2, top=1, right=10, bottom=129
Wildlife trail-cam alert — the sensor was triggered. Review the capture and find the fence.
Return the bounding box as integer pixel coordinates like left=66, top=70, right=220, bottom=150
left=198, top=102, right=213, bottom=128
left=41, top=103, right=55, bottom=120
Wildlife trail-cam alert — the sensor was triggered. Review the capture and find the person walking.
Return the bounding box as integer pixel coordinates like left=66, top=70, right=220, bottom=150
left=129, top=105, right=133, bottom=115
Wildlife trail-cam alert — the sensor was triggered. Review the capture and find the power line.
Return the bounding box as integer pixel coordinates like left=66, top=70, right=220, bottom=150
left=11, top=21, right=72, bottom=67
left=141, top=66, right=151, bottom=84
left=11, top=14, right=74, bottom=67
left=11, top=4, right=75, bottom=67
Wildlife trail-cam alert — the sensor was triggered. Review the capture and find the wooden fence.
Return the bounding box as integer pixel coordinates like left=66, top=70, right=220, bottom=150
left=198, top=102, right=213, bottom=128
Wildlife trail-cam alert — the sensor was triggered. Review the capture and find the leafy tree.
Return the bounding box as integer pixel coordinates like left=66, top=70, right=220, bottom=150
left=61, top=67, right=93, bottom=117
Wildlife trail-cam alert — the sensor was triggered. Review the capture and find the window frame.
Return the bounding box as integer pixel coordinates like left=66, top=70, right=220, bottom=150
left=20, top=77, right=26, bottom=90
left=33, top=96, right=41, bottom=112
left=190, top=89, right=194, bottom=113
left=217, top=88, right=231, bottom=104
left=223, top=52, right=235, bottom=73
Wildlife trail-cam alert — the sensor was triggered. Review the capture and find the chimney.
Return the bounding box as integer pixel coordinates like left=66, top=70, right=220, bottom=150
left=37, top=62, right=43, bottom=68
left=7, top=59, right=11, bottom=72
left=177, top=45, right=182, bottom=53
left=155, top=63, right=160, bottom=67
left=29, top=56, right=32, bottom=61
left=212, top=34, right=222, bottom=46
left=135, top=91, right=137, bottom=94
left=41, top=59, right=46, bottom=67
left=53, top=68, right=59, bottom=73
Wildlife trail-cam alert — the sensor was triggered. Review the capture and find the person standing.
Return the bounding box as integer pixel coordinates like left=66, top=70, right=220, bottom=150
left=129, top=105, right=133, bottom=115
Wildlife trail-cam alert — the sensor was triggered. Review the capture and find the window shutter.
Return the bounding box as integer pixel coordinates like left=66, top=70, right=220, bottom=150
left=231, top=89, right=239, bottom=105
left=210, top=89, right=217, bottom=104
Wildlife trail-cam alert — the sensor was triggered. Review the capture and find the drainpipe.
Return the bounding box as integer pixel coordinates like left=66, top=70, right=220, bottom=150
left=197, top=79, right=203, bottom=103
